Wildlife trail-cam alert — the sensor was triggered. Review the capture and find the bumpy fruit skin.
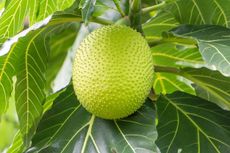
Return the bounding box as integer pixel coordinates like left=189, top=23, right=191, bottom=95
left=72, top=25, right=153, bottom=119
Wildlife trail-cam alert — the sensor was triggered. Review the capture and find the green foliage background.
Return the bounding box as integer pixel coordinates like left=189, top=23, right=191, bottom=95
left=0, top=0, right=229, bottom=153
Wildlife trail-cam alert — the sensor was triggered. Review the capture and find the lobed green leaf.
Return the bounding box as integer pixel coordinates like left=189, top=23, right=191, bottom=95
left=27, top=85, right=158, bottom=153
left=156, top=91, right=230, bottom=153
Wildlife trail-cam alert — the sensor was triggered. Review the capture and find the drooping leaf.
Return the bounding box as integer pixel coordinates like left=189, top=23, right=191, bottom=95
left=0, top=12, right=99, bottom=117
left=180, top=67, right=230, bottom=110
left=0, top=13, right=82, bottom=147
left=165, top=0, right=230, bottom=27
left=171, top=25, right=230, bottom=76
left=156, top=91, right=230, bottom=153
left=14, top=28, right=49, bottom=146
left=27, top=85, right=158, bottom=153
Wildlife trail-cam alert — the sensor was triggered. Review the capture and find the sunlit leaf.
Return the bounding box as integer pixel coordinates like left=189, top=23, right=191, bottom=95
left=0, top=0, right=76, bottom=45
left=37, top=0, right=56, bottom=21
left=0, top=13, right=82, bottom=147
left=0, top=0, right=29, bottom=45
left=156, top=91, right=230, bottom=153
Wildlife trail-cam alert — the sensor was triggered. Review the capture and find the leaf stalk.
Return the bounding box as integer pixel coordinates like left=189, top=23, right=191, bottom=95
left=142, top=1, right=166, bottom=14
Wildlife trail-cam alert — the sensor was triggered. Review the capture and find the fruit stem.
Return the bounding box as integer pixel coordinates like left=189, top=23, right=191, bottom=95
left=142, top=1, right=166, bottom=14
left=113, top=0, right=126, bottom=17
left=129, top=0, right=143, bottom=34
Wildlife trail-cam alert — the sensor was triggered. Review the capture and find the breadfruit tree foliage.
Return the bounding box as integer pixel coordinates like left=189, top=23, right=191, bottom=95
left=0, top=0, right=229, bottom=153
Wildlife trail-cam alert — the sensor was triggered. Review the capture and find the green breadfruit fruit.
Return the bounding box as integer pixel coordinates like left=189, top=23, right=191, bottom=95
left=72, top=25, right=154, bottom=119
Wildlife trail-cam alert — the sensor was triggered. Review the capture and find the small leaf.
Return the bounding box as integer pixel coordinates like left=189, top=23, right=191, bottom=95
left=170, top=25, right=230, bottom=76
left=27, top=85, right=158, bottom=153
left=181, top=67, right=230, bottom=110
left=156, top=91, right=230, bottom=153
